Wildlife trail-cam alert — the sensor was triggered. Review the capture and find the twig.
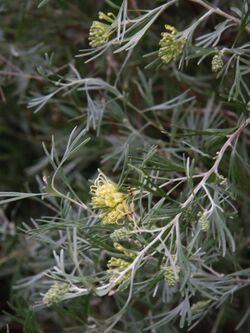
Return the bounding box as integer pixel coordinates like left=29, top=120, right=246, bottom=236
left=0, top=54, right=23, bottom=73
left=234, top=277, right=250, bottom=284
left=181, top=117, right=250, bottom=209
left=130, top=0, right=140, bottom=15
left=113, top=117, right=250, bottom=286
left=0, top=250, right=22, bottom=265
left=188, top=0, right=250, bottom=35
left=0, top=71, right=43, bottom=81
left=0, top=87, right=6, bottom=102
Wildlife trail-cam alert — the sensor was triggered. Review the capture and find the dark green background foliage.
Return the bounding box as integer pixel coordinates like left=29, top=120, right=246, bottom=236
left=1, top=0, right=250, bottom=332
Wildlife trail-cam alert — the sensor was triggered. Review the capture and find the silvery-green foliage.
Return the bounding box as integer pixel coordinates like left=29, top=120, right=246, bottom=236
left=1, top=0, right=250, bottom=332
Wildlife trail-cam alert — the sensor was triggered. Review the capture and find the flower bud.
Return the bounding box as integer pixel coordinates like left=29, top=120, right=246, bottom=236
left=43, top=282, right=69, bottom=305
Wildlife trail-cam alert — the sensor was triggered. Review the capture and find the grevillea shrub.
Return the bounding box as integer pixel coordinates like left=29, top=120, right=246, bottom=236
left=1, top=1, right=250, bottom=332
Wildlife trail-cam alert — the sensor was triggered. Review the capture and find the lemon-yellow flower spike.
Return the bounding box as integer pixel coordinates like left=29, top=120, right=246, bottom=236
left=90, top=171, right=125, bottom=209
left=99, top=201, right=131, bottom=224
left=211, top=51, right=224, bottom=73
left=107, top=257, right=131, bottom=283
left=161, top=265, right=180, bottom=286
left=88, top=12, right=115, bottom=48
left=159, top=24, right=186, bottom=64
left=43, top=282, right=69, bottom=305
left=191, top=300, right=210, bottom=315
left=90, top=170, right=133, bottom=225
left=113, top=242, right=136, bottom=258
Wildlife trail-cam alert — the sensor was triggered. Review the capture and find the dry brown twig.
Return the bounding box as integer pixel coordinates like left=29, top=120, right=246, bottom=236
left=188, top=0, right=250, bottom=34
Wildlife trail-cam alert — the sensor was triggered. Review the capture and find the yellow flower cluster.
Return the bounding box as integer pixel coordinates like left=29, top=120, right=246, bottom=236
left=91, top=171, right=136, bottom=285
left=211, top=51, right=224, bottom=73
left=161, top=264, right=180, bottom=286
left=88, top=12, right=115, bottom=48
left=99, top=202, right=130, bottom=224
left=43, top=282, right=69, bottom=305
left=114, top=242, right=136, bottom=259
left=198, top=212, right=210, bottom=232
left=191, top=300, right=210, bottom=315
left=107, top=243, right=135, bottom=284
left=90, top=170, right=132, bottom=224
left=91, top=181, right=124, bottom=209
left=107, top=257, right=131, bottom=283
left=159, top=24, right=186, bottom=64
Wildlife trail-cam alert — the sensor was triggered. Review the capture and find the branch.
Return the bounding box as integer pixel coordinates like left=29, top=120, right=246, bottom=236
left=181, top=117, right=250, bottom=209
left=188, top=0, right=250, bottom=35
left=234, top=277, right=250, bottom=284
left=130, top=0, right=140, bottom=15
left=99, top=118, right=250, bottom=293
left=0, top=71, right=43, bottom=82
left=127, top=118, right=250, bottom=268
